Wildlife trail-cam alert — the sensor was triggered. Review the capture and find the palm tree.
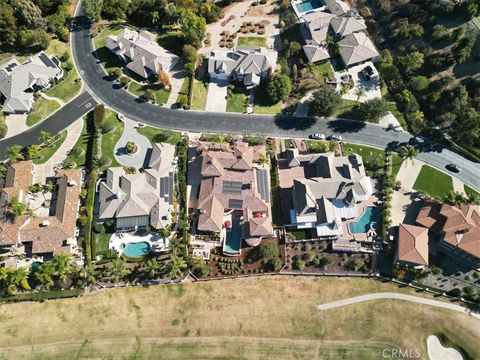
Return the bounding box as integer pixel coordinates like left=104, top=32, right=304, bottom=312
left=27, top=144, right=42, bottom=160
left=257, top=153, right=269, bottom=167
left=168, top=254, right=188, bottom=280
left=399, top=144, right=418, bottom=162
left=144, top=259, right=160, bottom=279
left=9, top=196, right=27, bottom=222
left=52, top=253, right=77, bottom=283
left=110, top=258, right=131, bottom=283
left=6, top=145, right=24, bottom=163
left=35, top=261, right=56, bottom=290
left=38, top=131, right=52, bottom=144
left=10, top=267, right=30, bottom=291
left=355, top=88, right=365, bottom=103
left=169, top=239, right=184, bottom=257
left=151, top=11, right=159, bottom=26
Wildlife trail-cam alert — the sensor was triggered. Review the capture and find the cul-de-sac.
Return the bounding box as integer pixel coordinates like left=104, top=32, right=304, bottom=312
left=0, top=0, right=479, bottom=358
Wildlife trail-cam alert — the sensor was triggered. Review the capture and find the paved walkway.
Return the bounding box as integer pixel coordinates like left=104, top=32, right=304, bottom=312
left=395, top=158, right=424, bottom=188
left=113, top=117, right=151, bottom=168
left=33, top=118, right=83, bottom=183
left=4, top=114, right=29, bottom=139
left=206, top=79, right=228, bottom=112
left=165, top=68, right=186, bottom=108
left=317, top=292, right=480, bottom=319
left=39, top=92, right=66, bottom=106
left=379, top=111, right=402, bottom=130
left=452, top=177, right=466, bottom=195
left=294, top=92, right=313, bottom=117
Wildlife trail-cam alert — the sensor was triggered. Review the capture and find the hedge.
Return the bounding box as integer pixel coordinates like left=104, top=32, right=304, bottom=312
left=0, top=289, right=84, bottom=303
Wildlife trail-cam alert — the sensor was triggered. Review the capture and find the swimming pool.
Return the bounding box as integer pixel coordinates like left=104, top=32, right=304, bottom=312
left=295, top=0, right=323, bottom=13
left=348, top=207, right=381, bottom=234
left=224, top=219, right=242, bottom=255
left=123, top=241, right=150, bottom=258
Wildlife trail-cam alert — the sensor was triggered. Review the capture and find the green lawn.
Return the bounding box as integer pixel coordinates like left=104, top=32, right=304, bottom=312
left=343, top=143, right=386, bottom=166
left=331, top=99, right=357, bottom=118
left=288, top=229, right=311, bottom=240
left=32, top=131, right=67, bottom=165
left=307, top=61, right=335, bottom=82
left=129, top=82, right=171, bottom=105
left=307, top=140, right=333, bottom=153
left=413, top=165, right=454, bottom=199
left=95, top=231, right=113, bottom=256
left=94, top=24, right=126, bottom=74
left=253, top=90, right=282, bottom=114
left=176, top=77, right=191, bottom=106
left=391, top=153, right=404, bottom=179
left=137, top=126, right=182, bottom=146
left=101, top=110, right=123, bottom=168
left=465, top=185, right=480, bottom=198
left=226, top=84, right=248, bottom=113
left=26, top=98, right=61, bottom=127
left=237, top=36, right=267, bottom=47
left=47, top=68, right=81, bottom=102
left=191, top=80, right=208, bottom=111
left=69, top=118, right=89, bottom=168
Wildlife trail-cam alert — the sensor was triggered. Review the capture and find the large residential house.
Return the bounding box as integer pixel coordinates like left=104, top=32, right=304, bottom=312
left=0, top=52, right=63, bottom=114
left=297, top=0, right=378, bottom=66
left=415, top=200, right=480, bottom=268
left=194, top=141, right=274, bottom=254
left=106, top=28, right=179, bottom=79
left=0, top=161, right=82, bottom=257
left=394, top=223, right=429, bottom=268
left=208, top=47, right=277, bottom=87
left=285, top=149, right=373, bottom=239
left=98, top=143, right=176, bottom=230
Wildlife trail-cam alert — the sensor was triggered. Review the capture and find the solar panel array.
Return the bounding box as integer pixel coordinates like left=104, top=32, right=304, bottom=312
left=256, top=169, right=270, bottom=203
left=5, top=63, right=17, bottom=72
left=222, top=181, right=243, bottom=194
left=39, top=52, right=56, bottom=68
left=160, top=172, right=175, bottom=205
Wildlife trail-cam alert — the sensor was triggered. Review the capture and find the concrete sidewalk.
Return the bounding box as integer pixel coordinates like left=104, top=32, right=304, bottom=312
left=317, top=292, right=480, bottom=319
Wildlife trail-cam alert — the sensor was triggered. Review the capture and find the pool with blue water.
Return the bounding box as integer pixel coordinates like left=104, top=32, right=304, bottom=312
left=295, top=0, right=323, bottom=13
left=348, top=206, right=381, bottom=234
left=123, top=242, right=150, bottom=258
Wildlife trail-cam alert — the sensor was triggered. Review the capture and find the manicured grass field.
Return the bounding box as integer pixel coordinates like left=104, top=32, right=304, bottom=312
left=253, top=90, right=282, bottom=114
left=101, top=110, right=123, bottom=168
left=129, top=82, right=171, bottom=105
left=237, top=36, right=267, bottom=47
left=69, top=118, right=89, bottom=168
left=47, top=68, right=81, bottom=102
left=331, top=99, right=357, bottom=118
left=94, top=23, right=125, bottom=49
left=343, top=143, right=386, bottom=166
left=226, top=85, right=247, bottom=113
left=413, top=165, right=453, bottom=199
left=306, top=140, right=333, bottom=153
left=137, top=126, right=182, bottom=146
left=95, top=231, right=112, bottom=256
left=191, top=80, right=208, bottom=111
left=464, top=185, right=480, bottom=198
left=26, top=98, right=61, bottom=127
left=1, top=277, right=478, bottom=359
left=32, top=131, right=67, bottom=165
left=391, top=153, right=404, bottom=180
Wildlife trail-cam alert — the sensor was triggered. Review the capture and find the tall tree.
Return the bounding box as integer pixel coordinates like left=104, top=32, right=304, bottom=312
left=310, top=86, right=342, bottom=117
left=354, top=98, right=390, bottom=123
left=0, top=3, right=17, bottom=46
left=179, top=10, right=206, bottom=49
left=6, top=145, right=25, bottom=163
left=265, top=73, right=292, bottom=103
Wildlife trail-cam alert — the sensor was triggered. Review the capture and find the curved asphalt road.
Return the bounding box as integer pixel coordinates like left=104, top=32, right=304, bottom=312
left=4, top=7, right=477, bottom=190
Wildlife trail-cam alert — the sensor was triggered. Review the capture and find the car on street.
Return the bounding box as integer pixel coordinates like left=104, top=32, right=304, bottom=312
left=309, top=133, right=326, bottom=140
left=446, top=164, right=462, bottom=173
left=328, top=134, right=343, bottom=141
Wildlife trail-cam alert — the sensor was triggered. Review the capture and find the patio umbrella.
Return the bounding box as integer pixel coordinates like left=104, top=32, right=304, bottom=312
left=224, top=220, right=232, bottom=229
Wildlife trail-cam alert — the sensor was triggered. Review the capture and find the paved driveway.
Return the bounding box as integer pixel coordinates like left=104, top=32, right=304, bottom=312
left=206, top=79, right=228, bottom=112
left=113, top=117, right=151, bottom=168
left=340, top=62, right=381, bottom=103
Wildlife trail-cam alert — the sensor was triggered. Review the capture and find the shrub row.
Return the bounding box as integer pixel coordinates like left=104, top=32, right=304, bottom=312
left=0, top=289, right=84, bottom=303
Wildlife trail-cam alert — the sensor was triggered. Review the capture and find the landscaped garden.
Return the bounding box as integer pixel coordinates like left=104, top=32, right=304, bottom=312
left=226, top=84, right=248, bottom=113
left=253, top=89, right=282, bottom=114
left=176, top=77, right=191, bottom=108
left=129, top=82, right=171, bottom=105
left=285, top=241, right=372, bottom=274
left=100, top=110, right=123, bottom=168
left=32, top=131, right=68, bottom=165
left=26, top=98, right=61, bottom=127
left=413, top=165, right=453, bottom=199
left=137, top=126, right=182, bottom=146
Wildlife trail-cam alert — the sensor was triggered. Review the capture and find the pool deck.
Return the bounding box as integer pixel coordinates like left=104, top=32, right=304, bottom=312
left=291, top=0, right=326, bottom=20
left=109, top=231, right=169, bottom=257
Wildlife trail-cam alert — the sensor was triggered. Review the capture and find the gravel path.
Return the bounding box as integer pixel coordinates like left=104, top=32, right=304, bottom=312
left=316, top=292, right=480, bottom=319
